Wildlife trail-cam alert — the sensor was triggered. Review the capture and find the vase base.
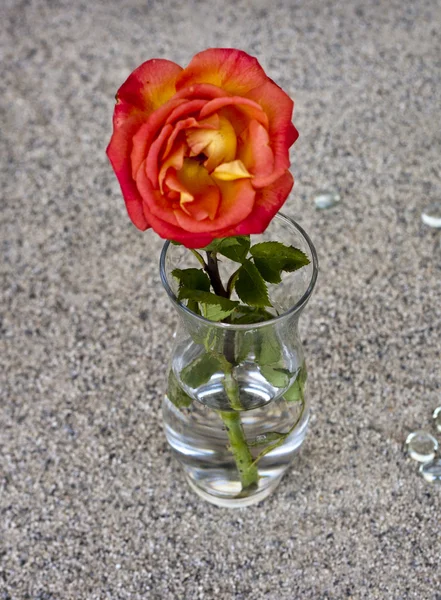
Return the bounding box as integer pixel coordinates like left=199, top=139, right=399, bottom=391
left=185, top=474, right=283, bottom=508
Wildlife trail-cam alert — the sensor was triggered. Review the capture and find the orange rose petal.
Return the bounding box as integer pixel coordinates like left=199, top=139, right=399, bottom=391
left=165, top=99, right=206, bottom=125
left=174, top=179, right=255, bottom=233
left=158, top=142, right=186, bottom=193
left=286, top=121, right=299, bottom=147
left=145, top=211, right=215, bottom=248
left=125, top=197, right=151, bottom=230
left=163, top=170, right=195, bottom=215
left=130, top=123, right=151, bottom=179
left=246, top=79, right=295, bottom=136
left=136, top=161, right=179, bottom=227
left=108, top=106, right=146, bottom=175
left=185, top=129, right=210, bottom=157
left=250, top=167, right=287, bottom=189
left=163, top=170, right=187, bottom=195
left=176, top=49, right=268, bottom=96
left=163, top=118, right=198, bottom=159
left=130, top=97, right=186, bottom=179
left=164, top=165, right=219, bottom=222
left=199, top=96, right=268, bottom=129
left=250, top=123, right=298, bottom=188
left=239, top=120, right=274, bottom=180
left=145, top=123, right=174, bottom=187
left=233, top=171, right=294, bottom=236
left=267, top=120, right=299, bottom=166
left=106, top=110, right=151, bottom=230
left=174, top=83, right=228, bottom=101
left=246, top=79, right=298, bottom=176
left=116, top=59, right=182, bottom=115
left=212, top=160, right=252, bottom=181
left=181, top=186, right=221, bottom=221
left=164, top=114, right=218, bottom=160
left=183, top=114, right=220, bottom=155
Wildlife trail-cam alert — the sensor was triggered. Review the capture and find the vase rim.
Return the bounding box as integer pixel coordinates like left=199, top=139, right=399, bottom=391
left=159, top=212, right=318, bottom=329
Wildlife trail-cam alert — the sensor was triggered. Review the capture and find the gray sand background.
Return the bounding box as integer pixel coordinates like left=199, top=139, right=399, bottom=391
left=1, top=0, right=440, bottom=598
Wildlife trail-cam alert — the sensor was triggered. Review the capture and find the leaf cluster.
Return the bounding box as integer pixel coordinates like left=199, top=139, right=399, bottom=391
left=172, top=235, right=310, bottom=324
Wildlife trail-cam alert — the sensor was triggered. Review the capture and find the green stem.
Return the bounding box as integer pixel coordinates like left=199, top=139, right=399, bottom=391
left=204, top=251, right=229, bottom=297
left=219, top=365, right=259, bottom=490
left=223, top=369, right=243, bottom=411
left=219, top=410, right=259, bottom=490
left=198, top=247, right=259, bottom=491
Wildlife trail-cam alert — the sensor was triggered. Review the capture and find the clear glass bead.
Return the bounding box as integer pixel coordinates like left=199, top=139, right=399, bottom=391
left=404, top=430, right=439, bottom=463
left=419, top=458, right=441, bottom=484
left=433, top=406, right=441, bottom=433
left=421, top=202, right=441, bottom=228
left=314, top=189, right=341, bottom=210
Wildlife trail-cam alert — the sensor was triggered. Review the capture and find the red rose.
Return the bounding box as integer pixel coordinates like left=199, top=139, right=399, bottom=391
left=107, top=48, right=298, bottom=248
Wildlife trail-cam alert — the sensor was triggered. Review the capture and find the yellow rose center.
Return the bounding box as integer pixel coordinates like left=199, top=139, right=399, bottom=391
left=185, top=115, right=237, bottom=173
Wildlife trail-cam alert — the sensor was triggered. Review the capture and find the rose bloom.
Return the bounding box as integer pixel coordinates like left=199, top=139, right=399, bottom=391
left=107, top=48, right=298, bottom=248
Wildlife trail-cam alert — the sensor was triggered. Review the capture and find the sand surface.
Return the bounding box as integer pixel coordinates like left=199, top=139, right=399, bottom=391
left=1, top=0, right=440, bottom=597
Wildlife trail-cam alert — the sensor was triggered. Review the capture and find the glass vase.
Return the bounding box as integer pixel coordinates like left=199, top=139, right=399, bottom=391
left=160, top=214, right=318, bottom=507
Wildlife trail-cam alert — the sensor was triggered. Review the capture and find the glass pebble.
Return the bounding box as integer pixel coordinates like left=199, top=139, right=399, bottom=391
left=419, top=458, right=441, bottom=484
left=433, top=406, right=441, bottom=433
left=421, top=202, right=441, bottom=228
left=404, top=430, right=438, bottom=463
left=314, top=189, right=341, bottom=210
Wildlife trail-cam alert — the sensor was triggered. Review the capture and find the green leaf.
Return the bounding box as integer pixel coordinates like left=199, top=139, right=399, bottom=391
left=178, top=288, right=238, bottom=307
left=248, top=431, right=287, bottom=447
left=173, top=270, right=211, bottom=316
left=234, top=331, right=254, bottom=364
left=202, top=303, right=236, bottom=322
left=260, top=365, right=290, bottom=388
left=229, top=305, right=275, bottom=325
left=166, top=370, right=192, bottom=408
left=217, top=236, right=250, bottom=263
left=186, top=299, right=201, bottom=315
left=250, top=241, right=310, bottom=269
left=255, top=328, right=282, bottom=365
left=202, top=327, right=220, bottom=352
left=202, top=236, right=250, bottom=262
left=250, top=242, right=310, bottom=283
left=172, top=268, right=211, bottom=293
left=284, top=363, right=308, bottom=403
left=201, top=239, right=222, bottom=252
left=180, top=353, right=223, bottom=388
left=178, top=289, right=239, bottom=321
left=253, top=258, right=283, bottom=284
left=235, top=260, right=271, bottom=308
